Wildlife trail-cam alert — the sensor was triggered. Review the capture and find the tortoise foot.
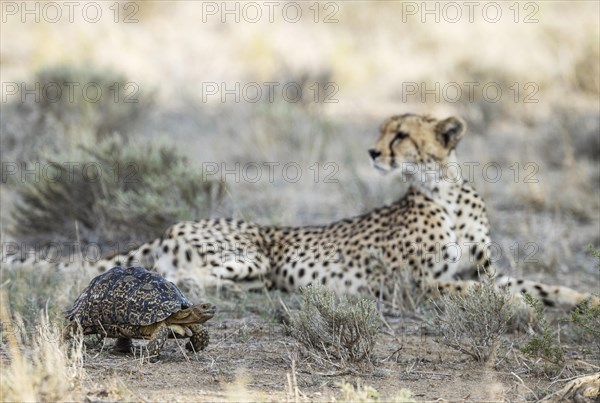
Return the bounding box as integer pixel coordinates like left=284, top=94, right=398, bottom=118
left=146, top=325, right=169, bottom=362
left=186, top=324, right=210, bottom=352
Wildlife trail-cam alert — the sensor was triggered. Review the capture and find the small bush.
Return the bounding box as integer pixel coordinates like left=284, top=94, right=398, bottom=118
left=289, top=285, right=380, bottom=366
left=433, top=277, right=515, bottom=363
left=571, top=245, right=600, bottom=342
left=572, top=304, right=600, bottom=339
left=521, top=293, right=565, bottom=368
left=8, top=136, right=224, bottom=246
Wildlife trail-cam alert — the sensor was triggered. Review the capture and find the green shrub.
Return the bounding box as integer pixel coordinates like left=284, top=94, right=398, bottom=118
left=433, top=276, right=515, bottom=363
left=571, top=245, right=600, bottom=341
left=521, top=292, right=565, bottom=368
left=289, top=285, right=380, bottom=366
left=8, top=137, right=224, bottom=246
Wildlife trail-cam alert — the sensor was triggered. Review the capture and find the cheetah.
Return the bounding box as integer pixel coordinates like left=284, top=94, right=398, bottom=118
left=7, top=114, right=598, bottom=308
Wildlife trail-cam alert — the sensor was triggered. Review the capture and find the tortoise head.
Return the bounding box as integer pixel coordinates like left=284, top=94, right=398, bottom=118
left=167, top=302, right=216, bottom=324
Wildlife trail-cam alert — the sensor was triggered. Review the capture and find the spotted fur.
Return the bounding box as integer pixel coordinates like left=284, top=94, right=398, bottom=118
left=13, top=114, right=599, bottom=310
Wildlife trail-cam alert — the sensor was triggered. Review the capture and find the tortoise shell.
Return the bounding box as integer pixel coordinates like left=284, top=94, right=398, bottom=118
left=66, top=266, right=192, bottom=326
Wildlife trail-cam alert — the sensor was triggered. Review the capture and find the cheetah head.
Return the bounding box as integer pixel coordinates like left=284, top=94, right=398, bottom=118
left=368, top=114, right=466, bottom=175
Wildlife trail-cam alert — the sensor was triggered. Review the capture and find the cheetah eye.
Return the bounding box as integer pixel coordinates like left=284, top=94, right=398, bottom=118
left=393, top=131, right=409, bottom=142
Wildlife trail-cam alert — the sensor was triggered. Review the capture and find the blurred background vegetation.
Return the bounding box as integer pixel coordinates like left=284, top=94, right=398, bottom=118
left=1, top=1, right=598, bottom=291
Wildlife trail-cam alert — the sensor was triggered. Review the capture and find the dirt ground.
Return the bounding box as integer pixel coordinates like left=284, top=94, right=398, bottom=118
left=69, top=293, right=599, bottom=402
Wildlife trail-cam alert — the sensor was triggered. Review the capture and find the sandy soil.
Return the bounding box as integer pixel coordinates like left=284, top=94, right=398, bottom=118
left=71, top=295, right=599, bottom=402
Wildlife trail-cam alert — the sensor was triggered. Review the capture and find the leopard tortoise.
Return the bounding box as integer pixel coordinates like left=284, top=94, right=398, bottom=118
left=65, top=266, right=216, bottom=361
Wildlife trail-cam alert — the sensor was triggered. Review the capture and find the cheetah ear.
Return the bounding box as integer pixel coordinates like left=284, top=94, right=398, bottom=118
left=436, top=116, right=466, bottom=150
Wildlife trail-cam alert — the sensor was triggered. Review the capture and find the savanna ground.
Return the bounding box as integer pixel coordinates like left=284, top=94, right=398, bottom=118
left=1, top=2, right=599, bottom=401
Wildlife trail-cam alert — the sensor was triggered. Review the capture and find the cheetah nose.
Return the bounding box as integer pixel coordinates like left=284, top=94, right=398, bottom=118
left=368, top=149, right=381, bottom=160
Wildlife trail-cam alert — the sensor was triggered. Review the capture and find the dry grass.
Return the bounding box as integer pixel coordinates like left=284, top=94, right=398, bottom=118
left=338, top=382, right=380, bottom=402
left=365, top=248, right=430, bottom=315
left=338, top=382, right=415, bottom=403
left=0, top=293, right=85, bottom=402
left=540, top=373, right=600, bottom=402
left=1, top=251, right=95, bottom=328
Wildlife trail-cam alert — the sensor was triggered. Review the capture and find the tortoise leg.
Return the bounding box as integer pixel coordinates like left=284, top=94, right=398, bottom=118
left=83, top=333, right=105, bottom=350
left=146, top=324, right=169, bottom=362
left=62, top=322, right=78, bottom=342
left=186, top=324, right=210, bottom=352
left=63, top=323, right=104, bottom=350
left=112, top=337, right=133, bottom=354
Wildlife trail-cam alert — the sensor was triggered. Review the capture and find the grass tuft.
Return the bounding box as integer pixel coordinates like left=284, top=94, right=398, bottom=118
left=0, top=292, right=85, bottom=402
left=289, top=285, right=380, bottom=366
left=338, top=382, right=415, bottom=403
left=433, top=276, right=515, bottom=363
